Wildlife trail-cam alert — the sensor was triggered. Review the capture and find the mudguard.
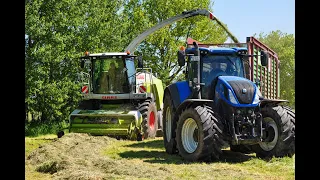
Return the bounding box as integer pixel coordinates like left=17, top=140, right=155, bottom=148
left=174, top=99, right=214, bottom=121
left=260, top=98, right=289, bottom=107
left=163, top=81, right=191, bottom=110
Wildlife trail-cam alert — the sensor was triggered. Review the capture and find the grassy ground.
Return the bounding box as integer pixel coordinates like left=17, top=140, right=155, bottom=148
left=25, top=133, right=295, bottom=180
left=25, top=134, right=57, bottom=180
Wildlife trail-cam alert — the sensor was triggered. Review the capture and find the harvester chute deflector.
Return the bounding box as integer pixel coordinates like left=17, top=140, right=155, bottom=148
left=125, top=9, right=240, bottom=54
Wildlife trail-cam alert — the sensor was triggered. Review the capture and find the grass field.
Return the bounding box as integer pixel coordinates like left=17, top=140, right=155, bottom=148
left=25, top=133, right=295, bottom=180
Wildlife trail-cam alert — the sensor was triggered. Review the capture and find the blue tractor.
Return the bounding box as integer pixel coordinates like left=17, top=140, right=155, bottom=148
left=162, top=41, right=295, bottom=161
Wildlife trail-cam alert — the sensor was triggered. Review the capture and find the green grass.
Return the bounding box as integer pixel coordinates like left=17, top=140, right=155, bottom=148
left=25, top=134, right=57, bottom=156
left=25, top=134, right=295, bottom=180
left=103, top=137, right=295, bottom=180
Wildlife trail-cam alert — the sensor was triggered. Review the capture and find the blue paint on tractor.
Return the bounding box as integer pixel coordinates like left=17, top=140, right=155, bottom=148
left=215, top=76, right=260, bottom=107
left=218, top=76, right=252, bottom=82
left=175, top=81, right=191, bottom=103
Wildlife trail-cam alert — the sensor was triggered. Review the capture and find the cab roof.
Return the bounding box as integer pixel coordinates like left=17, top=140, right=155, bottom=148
left=185, top=47, right=247, bottom=54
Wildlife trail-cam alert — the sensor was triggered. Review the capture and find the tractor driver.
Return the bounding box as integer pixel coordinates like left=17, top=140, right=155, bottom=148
left=108, top=62, right=119, bottom=92
left=202, top=61, right=227, bottom=99
left=208, top=61, right=227, bottom=80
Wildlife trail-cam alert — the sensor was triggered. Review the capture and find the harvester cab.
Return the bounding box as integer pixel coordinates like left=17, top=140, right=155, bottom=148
left=68, top=51, right=164, bottom=141
left=79, top=51, right=152, bottom=99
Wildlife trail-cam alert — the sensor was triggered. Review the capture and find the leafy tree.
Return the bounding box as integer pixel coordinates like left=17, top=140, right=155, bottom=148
left=128, top=0, right=229, bottom=86
left=25, top=0, right=124, bottom=125
left=256, top=30, right=295, bottom=108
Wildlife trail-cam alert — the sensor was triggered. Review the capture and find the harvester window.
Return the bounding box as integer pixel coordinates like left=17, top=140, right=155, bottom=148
left=125, top=58, right=136, bottom=86
left=93, top=58, right=128, bottom=94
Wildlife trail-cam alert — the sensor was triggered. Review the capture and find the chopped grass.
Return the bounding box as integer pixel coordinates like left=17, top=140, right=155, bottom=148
left=26, top=134, right=295, bottom=180
left=25, top=134, right=56, bottom=156
left=25, top=134, right=57, bottom=180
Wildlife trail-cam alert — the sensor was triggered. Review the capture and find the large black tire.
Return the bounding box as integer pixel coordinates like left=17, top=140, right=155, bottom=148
left=176, top=105, right=226, bottom=162
left=162, top=94, right=178, bottom=154
left=252, top=105, right=295, bottom=159
left=230, top=144, right=253, bottom=154
left=138, top=100, right=158, bottom=139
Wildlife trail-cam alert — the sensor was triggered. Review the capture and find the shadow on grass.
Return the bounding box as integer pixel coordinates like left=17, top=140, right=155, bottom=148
left=119, top=140, right=255, bottom=164
left=124, top=139, right=165, bottom=150
left=119, top=150, right=188, bottom=164
left=218, top=150, right=255, bottom=163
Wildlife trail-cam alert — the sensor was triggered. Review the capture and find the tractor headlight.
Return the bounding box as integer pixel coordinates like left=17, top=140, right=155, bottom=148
left=228, top=89, right=238, bottom=104
left=253, top=88, right=262, bottom=104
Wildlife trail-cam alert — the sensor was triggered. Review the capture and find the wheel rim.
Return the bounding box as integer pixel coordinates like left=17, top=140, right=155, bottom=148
left=149, top=111, right=155, bottom=130
left=165, top=107, right=171, bottom=142
left=181, top=118, right=199, bottom=153
left=259, top=117, right=278, bottom=151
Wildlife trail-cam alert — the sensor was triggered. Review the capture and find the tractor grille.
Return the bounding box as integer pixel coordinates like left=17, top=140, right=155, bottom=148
left=227, top=80, right=254, bottom=104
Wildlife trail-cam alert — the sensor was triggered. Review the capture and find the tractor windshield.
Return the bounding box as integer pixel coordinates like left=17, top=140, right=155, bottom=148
left=201, top=54, right=244, bottom=85
left=201, top=54, right=244, bottom=99
left=92, top=57, right=129, bottom=94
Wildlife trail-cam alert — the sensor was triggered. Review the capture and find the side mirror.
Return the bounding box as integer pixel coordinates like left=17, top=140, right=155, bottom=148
left=137, top=56, right=143, bottom=68
left=178, top=50, right=186, bottom=66
left=80, top=60, right=85, bottom=68
left=260, top=50, right=269, bottom=66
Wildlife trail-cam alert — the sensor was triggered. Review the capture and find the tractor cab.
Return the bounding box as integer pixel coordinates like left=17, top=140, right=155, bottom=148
left=181, top=46, right=249, bottom=99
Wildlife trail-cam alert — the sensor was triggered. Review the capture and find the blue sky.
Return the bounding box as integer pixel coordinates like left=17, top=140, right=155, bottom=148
left=211, top=0, right=295, bottom=43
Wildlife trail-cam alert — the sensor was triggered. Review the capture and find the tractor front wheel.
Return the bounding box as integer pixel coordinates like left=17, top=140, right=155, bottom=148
left=176, top=105, right=226, bottom=162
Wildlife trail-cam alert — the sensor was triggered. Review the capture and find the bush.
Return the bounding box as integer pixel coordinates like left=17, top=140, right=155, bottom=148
left=25, top=120, right=68, bottom=137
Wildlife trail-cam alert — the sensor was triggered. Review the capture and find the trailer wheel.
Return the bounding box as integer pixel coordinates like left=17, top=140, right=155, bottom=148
left=230, top=144, right=253, bottom=154
left=139, top=100, right=158, bottom=139
left=176, top=105, right=226, bottom=161
left=252, top=105, right=295, bottom=159
left=163, top=94, right=178, bottom=154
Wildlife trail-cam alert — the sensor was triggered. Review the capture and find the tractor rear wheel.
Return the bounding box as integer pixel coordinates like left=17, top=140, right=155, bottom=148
left=252, top=105, right=295, bottom=159
left=176, top=105, right=226, bottom=162
left=163, top=94, right=178, bottom=154
left=138, top=100, right=158, bottom=139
